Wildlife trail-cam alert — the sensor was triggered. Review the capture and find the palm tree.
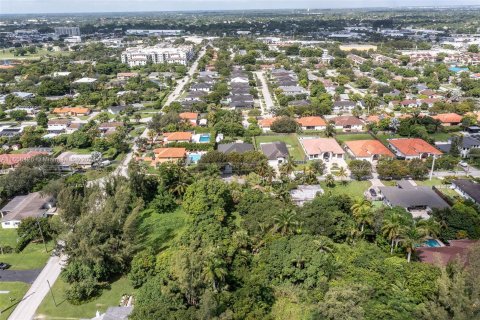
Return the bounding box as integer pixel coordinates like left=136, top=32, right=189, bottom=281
left=325, top=174, right=335, bottom=188
left=382, top=213, right=405, bottom=254
left=279, top=156, right=296, bottom=177
left=203, top=250, right=227, bottom=291
left=417, top=218, right=441, bottom=239
left=302, top=166, right=318, bottom=184
left=351, top=199, right=373, bottom=233
left=313, top=238, right=334, bottom=253
left=325, top=123, right=336, bottom=137
left=273, top=209, right=299, bottom=236
left=336, top=167, right=349, bottom=185
left=399, top=227, right=424, bottom=263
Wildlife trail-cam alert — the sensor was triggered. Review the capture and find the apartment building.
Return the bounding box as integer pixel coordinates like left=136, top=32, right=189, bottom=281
left=121, top=44, right=195, bottom=67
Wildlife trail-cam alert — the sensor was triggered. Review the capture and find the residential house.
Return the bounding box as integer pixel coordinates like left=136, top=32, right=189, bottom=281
left=179, top=112, right=199, bottom=126
left=388, top=138, right=442, bottom=159
left=57, top=152, right=94, bottom=170
left=418, top=239, right=479, bottom=267
left=151, top=147, right=187, bottom=164
left=379, top=180, right=450, bottom=219
left=436, top=136, right=480, bottom=158
left=258, top=117, right=278, bottom=133
left=163, top=132, right=193, bottom=143
left=1, top=192, right=55, bottom=229
left=331, top=116, right=364, bottom=132
left=452, top=179, right=480, bottom=204
left=0, top=151, right=48, bottom=169
left=299, top=137, right=345, bottom=161
left=184, top=91, right=207, bottom=102
left=53, top=107, right=91, bottom=117
left=47, top=119, right=71, bottom=133
left=278, top=86, right=309, bottom=96
left=260, top=142, right=289, bottom=166
left=344, top=140, right=395, bottom=162
left=431, top=113, right=463, bottom=127
left=290, top=185, right=324, bottom=206
left=217, top=143, right=254, bottom=154
left=117, top=72, right=139, bottom=80
left=190, top=83, right=212, bottom=92
left=332, top=101, right=357, bottom=114
left=296, top=116, right=327, bottom=131
left=99, top=122, right=124, bottom=135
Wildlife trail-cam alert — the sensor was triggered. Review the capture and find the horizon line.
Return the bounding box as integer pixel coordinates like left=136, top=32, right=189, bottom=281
left=2, top=4, right=480, bottom=16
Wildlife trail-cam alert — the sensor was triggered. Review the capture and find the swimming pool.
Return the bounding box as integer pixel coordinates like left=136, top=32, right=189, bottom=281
left=188, top=153, right=202, bottom=163
left=449, top=67, right=468, bottom=73
left=423, top=239, right=442, bottom=247
left=199, top=134, right=210, bottom=143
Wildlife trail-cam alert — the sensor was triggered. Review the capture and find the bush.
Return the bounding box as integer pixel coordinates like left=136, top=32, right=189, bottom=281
left=270, top=117, right=298, bottom=133
left=64, top=276, right=101, bottom=304
left=129, top=248, right=157, bottom=288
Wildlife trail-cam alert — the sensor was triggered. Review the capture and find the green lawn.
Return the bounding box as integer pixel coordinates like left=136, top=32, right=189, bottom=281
left=0, top=282, right=30, bottom=320
left=0, top=48, right=69, bottom=60
left=0, top=241, right=52, bottom=270
left=255, top=134, right=305, bottom=161
left=335, top=133, right=374, bottom=144
left=35, top=276, right=134, bottom=320
left=414, top=178, right=445, bottom=187
left=0, top=229, right=18, bottom=248
left=135, top=208, right=190, bottom=252
left=376, top=132, right=453, bottom=146
left=320, top=180, right=371, bottom=199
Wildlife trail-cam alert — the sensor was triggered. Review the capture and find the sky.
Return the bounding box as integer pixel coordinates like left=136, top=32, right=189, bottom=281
left=1, top=0, right=479, bottom=14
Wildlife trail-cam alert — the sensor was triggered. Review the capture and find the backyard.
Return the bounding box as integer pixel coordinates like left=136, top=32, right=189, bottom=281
left=319, top=180, right=372, bottom=199
left=254, top=134, right=306, bottom=161
left=335, top=133, right=374, bottom=144
left=35, top=276, right=134, bottom=320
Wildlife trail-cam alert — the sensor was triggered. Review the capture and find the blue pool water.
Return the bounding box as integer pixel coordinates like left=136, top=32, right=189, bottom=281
left=424, top=239, right=441, bottom=247
left=188, top=153, right=202, bottom=163
left=449, top=67, right=468, bottom=73
left=199, top=134, right=210, bottom=143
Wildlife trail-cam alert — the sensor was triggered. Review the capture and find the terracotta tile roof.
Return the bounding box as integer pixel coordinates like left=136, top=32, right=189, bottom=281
left=153, top=147, right=187, bottom=158
left=53, top=107, right=90, bottom=115
left=332, top=116, right=364, bottom=126
left=388, top=138, right=442, bottom=156
left=117, top=72, right=138, bottom=77
left=179, top=112, right=199, bottom=120
left=365, top=115, right=389, bottom=124
left=345, top=140, right=394, bottom=158
left=431, top=113, right=462, bottom=124
left=0, top=151, right=48, bottom=167
left=164, top=132, right=192, bottom=142
left=259, top=117, right=279, bottom=128
left=300, top=138, right=345, bottom=156
left=296, top=116, right=327, bottom=127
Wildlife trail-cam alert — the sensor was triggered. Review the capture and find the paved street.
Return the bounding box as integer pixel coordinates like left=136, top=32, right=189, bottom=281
left=8, top=255, right=66, bottom=320
left=254, top=71, right=274, bottom=113
left=0, top=269, right=42, bottom=283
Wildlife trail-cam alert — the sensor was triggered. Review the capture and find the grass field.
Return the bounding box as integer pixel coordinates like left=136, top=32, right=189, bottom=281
left=320, top=180, right=371, bottom=199
left=0, top=241, right=53, bottom=270
left=335, top=133, right=374, bottom=144
left=135, top=208, right=190, bottom=252
left=35, top=276, right=134, bottom=320
left=0, top=48, right=69, bottom=60
left=255, top=134, right=305, bottom=161
left=0, top=282, right=30, bottom=320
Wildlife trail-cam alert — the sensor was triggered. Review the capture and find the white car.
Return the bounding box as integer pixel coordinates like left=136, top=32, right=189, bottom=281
left=459, top=161, right=468, bottom=168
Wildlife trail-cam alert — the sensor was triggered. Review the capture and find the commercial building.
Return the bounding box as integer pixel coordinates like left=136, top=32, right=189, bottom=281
left=121, top=44, right=194, bottom=67
left=54, top=26, right=81, bottom=37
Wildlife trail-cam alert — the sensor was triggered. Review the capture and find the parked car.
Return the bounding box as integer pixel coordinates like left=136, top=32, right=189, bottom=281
left=0, top=262, right=11, bottom=270
left=459, top=161, right=468, bottom=168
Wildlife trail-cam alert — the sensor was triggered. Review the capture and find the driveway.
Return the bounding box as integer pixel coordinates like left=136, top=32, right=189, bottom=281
left=8, top=254, right=66, bottom=320
left=0, top=269, right=42, bottom=284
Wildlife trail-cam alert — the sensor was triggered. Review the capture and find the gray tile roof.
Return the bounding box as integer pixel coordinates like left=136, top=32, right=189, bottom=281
left=217, top=143, right=254, bottom=154
left=379, top=185, right=450, bottom=210
left=260, top=142, right=289, bottom=160
left=452, top=179, right=480, bottom=203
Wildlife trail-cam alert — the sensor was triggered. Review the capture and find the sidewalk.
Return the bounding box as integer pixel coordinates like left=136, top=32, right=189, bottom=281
left=8, top=254, right=66, bottom=320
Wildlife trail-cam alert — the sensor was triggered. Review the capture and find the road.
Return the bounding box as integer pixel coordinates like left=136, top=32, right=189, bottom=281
left=8, top=255, right=66, bottom=320
left=254, top=71, right=274, bottom=113
left=109, top=46, right=207, bottom=179
left=163, top=48, right=207, bottom=106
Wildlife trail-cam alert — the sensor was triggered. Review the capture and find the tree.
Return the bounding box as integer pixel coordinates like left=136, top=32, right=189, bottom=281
left=351, top=199, right=373, bottom=233
left=273, top=209, right=299, bottom=236
left=9, top=110, right=28, bottom=121
left=336, top=166, right=348, bottom=184
left=310, top=160, right=326, bottom=175
left=325, top=174, right=335, bottom=188
left=325, top=123, right=336, bottom=137
left=382, top=211, right=409, bottom=254
left=468, top=44, right=479, bottom=53
left=348, top=160, right=372, bottom=180
left=129, top=248, right=157, bottom=288
left=270, top=117, right=298, bottom=133
left=279, top=156, right=295, bottom=177
left=36, top=111, right=48, bottom=128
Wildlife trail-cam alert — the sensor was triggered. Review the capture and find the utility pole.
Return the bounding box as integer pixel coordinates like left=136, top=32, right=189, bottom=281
left=36, top=218, right=48, bottom=253
left=429, top=155, right=436, bottom=181
left=47, top=280, right=57, bottom=307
